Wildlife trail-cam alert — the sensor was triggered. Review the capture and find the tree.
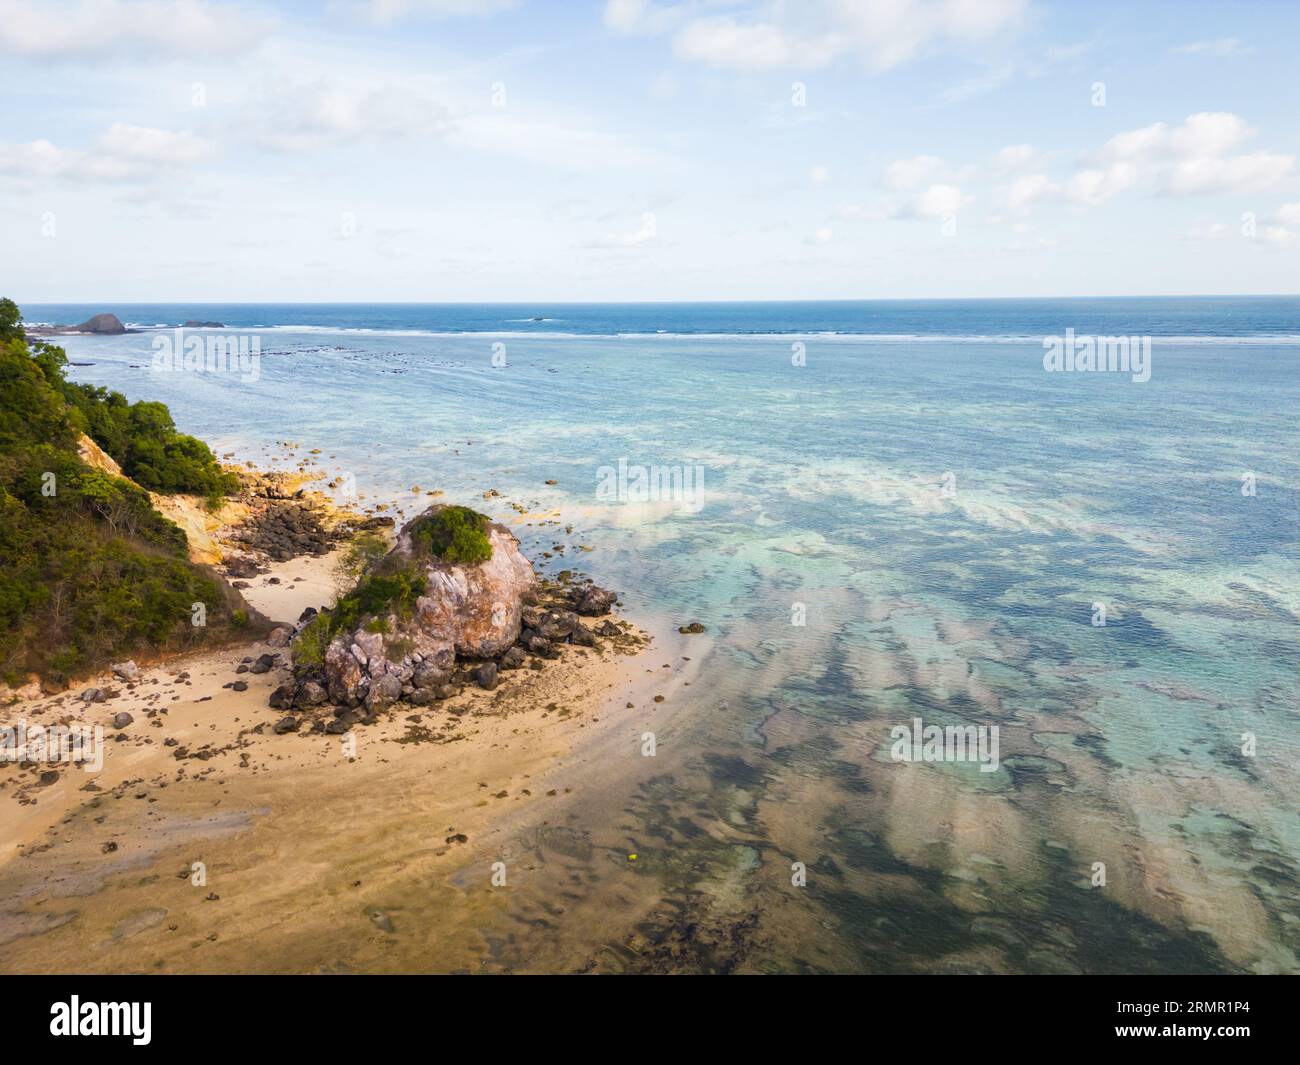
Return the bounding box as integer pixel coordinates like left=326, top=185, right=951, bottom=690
left=0, top=298, right=22, bottom=344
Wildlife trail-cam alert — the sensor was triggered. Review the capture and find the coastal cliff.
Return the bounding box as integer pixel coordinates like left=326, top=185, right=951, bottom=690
left=0, top=298, right=262, bottom=693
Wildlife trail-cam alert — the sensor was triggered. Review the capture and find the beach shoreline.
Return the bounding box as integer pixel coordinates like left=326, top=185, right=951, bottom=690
left=0, top=449, right=697, bottom=973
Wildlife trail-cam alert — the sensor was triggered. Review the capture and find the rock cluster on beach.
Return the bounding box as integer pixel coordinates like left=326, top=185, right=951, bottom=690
left=228, top=502, right=341, bottom=563
left=220, top=470, right=394, bottom=575
left=265, top=505, right=623, bottom=731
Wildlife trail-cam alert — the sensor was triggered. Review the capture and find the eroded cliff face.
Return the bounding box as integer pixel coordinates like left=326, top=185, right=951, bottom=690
left=76, top=433, right=250, bottom=567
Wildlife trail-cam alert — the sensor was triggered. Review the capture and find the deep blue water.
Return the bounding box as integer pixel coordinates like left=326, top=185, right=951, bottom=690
left=22, top=296, right=1300, bottom=339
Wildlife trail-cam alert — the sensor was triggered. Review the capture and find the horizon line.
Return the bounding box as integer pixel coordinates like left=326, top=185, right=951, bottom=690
left=13, top=292, right=1300, bottom=306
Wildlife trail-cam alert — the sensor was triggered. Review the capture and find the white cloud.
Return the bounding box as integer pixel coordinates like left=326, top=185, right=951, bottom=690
left=995, top=144, right=1038, bottom=172
left=1065, top=163, right=1138, bottom=206
left=1096, top=113, right=1292, bottom=196
left=1164, top=151, right=1294, bottom=196
left=97, top=122, right=211, bottom=165
left=899, top=183, right=972, bottom=219
left=669, top=0, right=1027, bottom=73
left=603, top=0, right=645, bottom=31
left=1004, top=162, right=1136, bottom=210
left=588, top=211, right=658, bottom=248
left=0, top=123, right=211, bottom=181
left=1172, top=37, right=1250, bottom=57
left=1006, top=171, right=1054, bottom=210
left=1258, top=226, right=1296, bottom=247
left=1099, top=112, right=1252, bottom=163
left=1008, top=112, right=1293, bottom=212
left=603, top=0, right=689, bottom=35
left=363, top=0, right=518, bottom=23
left=257, top=80, right=450, bottom=151
left=885, top=154, right=947, bottom=190
left=1187, top=208, right=1300, bottom=247
left=836, top=180, right=972, bottom=223
left=244, top=61, right=656, bottom=170
left=673, top=16, right=834, bottom=70
left=1184, top=221, right=1233, bottom=241
left=0, top=140, right=78, bottom=179
left=453, top=112, right=658, bottom=170
left=0, top=0, right=272, bottom=60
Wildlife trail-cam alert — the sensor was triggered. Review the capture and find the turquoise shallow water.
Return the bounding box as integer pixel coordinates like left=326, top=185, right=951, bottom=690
left=48, top=299, right=1300, bottom=972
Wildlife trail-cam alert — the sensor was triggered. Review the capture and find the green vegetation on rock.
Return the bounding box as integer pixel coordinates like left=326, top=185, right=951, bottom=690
left=293, top=567, right=427, bottom=667
left=410, top=505, right=493, bottom=565
left=292, top=505, right=496, bottom=668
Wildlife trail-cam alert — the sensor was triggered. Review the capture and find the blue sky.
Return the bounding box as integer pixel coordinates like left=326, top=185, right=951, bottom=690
left=2, top=0, right=1298, bottom=301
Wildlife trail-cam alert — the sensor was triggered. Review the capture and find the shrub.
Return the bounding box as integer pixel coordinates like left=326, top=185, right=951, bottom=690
left=333, top=531, right=389, bottom=590
left=410, top=505, right=493, bottom=565
left=291, top=614, right=332, bottom=667
left=291, top=566, right=426, bottom=668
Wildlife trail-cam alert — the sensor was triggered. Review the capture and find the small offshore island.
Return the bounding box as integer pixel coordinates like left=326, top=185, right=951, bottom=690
left=0, top=299, right=686, bottom=973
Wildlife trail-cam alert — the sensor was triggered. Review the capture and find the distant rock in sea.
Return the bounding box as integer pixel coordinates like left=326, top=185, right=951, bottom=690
left=75, top=313, right=126, bottom=334
left=182, top=319, right=225, bottom=328
left=25, top=312, right=138, bottom=337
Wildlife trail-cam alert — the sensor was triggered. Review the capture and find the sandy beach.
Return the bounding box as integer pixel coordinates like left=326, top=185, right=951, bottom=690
left=0, top=459, right=704, bottom=973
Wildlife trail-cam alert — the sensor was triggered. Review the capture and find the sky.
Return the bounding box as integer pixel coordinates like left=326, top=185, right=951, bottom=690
left=2, top=0, right=1298, bottom=302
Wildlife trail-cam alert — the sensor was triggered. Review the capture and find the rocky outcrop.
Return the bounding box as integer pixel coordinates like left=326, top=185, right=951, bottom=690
left=74, top=313, right=126, bottom=334
left=272, top=504, right=624, bottom=722
left=300, top=507, right=536, bottom=709
left=390, top=512, right=538, bottom=658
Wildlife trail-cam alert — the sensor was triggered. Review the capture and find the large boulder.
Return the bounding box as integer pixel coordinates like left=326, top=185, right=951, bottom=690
left=391, top=507, right=537, bottom=658
left=317, top=505, right=536, bottom=707
left=324, top=637, right=364, bottom=704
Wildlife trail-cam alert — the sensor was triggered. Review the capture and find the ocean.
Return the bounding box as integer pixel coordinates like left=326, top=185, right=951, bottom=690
left=32, top=297, right=1300, bottom=973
